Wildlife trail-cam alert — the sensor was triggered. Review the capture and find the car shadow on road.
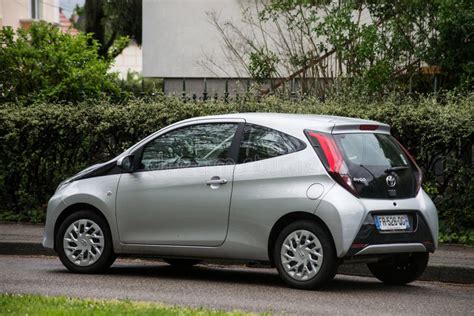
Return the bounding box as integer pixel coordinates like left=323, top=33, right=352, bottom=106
left=50, top=261, right=424, bottom=293
left=109, top=263, right=284, bottom=287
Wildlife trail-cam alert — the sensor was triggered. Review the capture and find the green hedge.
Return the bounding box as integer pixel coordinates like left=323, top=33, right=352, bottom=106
left=0, top=95, right=473, bottom=241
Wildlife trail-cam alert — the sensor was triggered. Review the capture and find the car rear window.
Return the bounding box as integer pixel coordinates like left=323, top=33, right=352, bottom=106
left=334, top=134, right=409, bottom=168
left=332, top=133, right=417, bottom=199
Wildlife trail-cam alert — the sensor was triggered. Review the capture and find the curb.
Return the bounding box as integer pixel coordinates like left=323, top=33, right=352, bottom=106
left=1, top=241, right=472, bottom=284
left=0, top=241, right=56, bottom=256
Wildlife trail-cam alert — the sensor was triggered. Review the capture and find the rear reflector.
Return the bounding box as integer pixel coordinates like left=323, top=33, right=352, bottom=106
left=351, top=243, right=368, bottom=249
left=359, top=124, right=379, bottom=130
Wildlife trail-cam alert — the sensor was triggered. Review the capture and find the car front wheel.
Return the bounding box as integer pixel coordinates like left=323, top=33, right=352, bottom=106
left=274, top=220, right=337, bottom=290
left=367, top=252, right=429, bottom=285
left=56, top=210, right=116, bottom=273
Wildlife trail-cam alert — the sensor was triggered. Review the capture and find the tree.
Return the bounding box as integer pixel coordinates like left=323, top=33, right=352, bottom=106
left=81, top=0, right=142, bottom=59
left=207, top=0, right=473, bottom=96
left=425, top=0, right=473, bottom=89
left=0, top=22, right=120, bottom=104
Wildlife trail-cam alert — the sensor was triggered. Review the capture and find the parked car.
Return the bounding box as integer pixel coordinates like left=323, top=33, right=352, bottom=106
left=43, top=113, right=438, bottom=289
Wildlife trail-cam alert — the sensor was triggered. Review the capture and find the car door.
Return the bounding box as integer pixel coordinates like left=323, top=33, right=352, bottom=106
left=116, top=121, right=242, bottom=246
left=227, top=124, right=317, bottom=254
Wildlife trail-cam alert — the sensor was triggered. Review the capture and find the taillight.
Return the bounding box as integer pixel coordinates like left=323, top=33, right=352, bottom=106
left=395, top=139, right=423, bottom=194
left=306, top=131, right=358, bottom=197
left=359, top=124, right=379, bottom=131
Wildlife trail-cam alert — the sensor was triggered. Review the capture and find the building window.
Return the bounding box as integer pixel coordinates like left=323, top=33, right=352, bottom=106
left=31, top=0, right=40, bottom=19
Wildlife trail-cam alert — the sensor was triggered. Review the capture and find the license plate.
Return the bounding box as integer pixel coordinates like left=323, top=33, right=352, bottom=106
left=374, top=214, right=410, bottom=231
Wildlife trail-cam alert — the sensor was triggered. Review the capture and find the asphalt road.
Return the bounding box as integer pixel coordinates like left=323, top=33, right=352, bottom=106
left=1, top=255, right=473, bottom=315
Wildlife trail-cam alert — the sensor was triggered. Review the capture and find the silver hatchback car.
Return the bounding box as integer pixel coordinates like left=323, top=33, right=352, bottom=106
left=43, top=113, right=438, bottom=289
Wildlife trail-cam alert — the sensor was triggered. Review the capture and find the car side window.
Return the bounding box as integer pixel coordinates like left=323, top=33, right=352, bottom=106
left=140, top=123, right=238, bottom=171
left=238, top=124, right=306, bottom=163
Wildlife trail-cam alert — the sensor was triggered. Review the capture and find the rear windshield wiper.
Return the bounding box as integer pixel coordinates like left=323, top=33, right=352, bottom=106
left=384, top=166, right=409, bottom=173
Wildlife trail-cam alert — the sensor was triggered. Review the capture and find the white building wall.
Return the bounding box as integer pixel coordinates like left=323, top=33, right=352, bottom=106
left=143, top=0, right=374, bottom=97
left=111, top=41, right=143, bottom=79
left=0, top=0, right=59, bottom=29
left=0, top=0, right=30, bottom=29
left=42, top=0, right=60, bottom=25
left=143, top=0, right=251, bottom=78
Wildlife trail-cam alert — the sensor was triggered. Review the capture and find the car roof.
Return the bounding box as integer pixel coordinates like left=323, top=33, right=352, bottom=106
left=124, top=112, right=390, bottom=156
left=221, top=112, right=378, bottom=123
left=179, top=112, right=390, bottom=135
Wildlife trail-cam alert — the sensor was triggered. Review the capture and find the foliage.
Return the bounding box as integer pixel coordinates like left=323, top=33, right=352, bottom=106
left=271, top=0, right=435, bottom=95
left=0, top=209, right=45, bottom=223
left=0, top=94, right=472, bottom=240
left=214, top=0, right=473, bottom=96
left=117, top=71, right=164, bottom=97
left=425, top=0, right=474, bottom=89
left=438, top=226, right=474, bottom=245
left=0, top=22, right=121, bottom=104
left=79, top=0, right=142, bottom=58
left=0, top=293, right=262, bottom=316
left=249, top=48, right=280, bottom=82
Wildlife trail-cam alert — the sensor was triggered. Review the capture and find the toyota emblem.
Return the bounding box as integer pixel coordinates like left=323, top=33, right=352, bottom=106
left=386, top=174, right=397, bottom=187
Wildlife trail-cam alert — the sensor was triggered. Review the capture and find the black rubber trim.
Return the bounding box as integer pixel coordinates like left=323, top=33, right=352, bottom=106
left=74, top=160, right=122, bottom=181
left=227, top=122, right=246, bottom=164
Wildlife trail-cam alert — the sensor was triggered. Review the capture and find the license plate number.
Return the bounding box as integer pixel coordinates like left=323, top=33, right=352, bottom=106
left=375, top=215, right=410, bottom=231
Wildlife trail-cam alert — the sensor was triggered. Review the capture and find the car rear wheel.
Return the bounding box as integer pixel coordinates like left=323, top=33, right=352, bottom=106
left=367, top=252, right=429, bottom=285
left=274, top=220, right=337, bottom=290
left=56, top=210, right=116, bottom=273
left=163, top=258, right=202, bottom=268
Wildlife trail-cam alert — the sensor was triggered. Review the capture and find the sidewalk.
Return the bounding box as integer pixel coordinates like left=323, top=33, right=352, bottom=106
left=1, top=222, right=473, bottom=284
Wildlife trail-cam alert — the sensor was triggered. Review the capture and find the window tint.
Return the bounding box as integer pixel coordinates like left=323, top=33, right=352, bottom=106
left=238, top=124, right=305, bottom=163
left=333, top=133, right=415, bottom=199
left=140, top=123, right=238, bottom=171
left=335, top=134, right=409, bottom=167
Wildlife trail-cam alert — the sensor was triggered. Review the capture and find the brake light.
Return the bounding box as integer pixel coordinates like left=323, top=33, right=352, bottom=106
left=306, top=131, right=358, bottom=197
left=395, top=139, right=423, bottom=194
left=359, top=124, right=379, bottom=130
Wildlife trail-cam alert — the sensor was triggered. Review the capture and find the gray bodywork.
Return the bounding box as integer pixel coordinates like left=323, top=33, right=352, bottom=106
left=43, top=113, right=438, bottom=261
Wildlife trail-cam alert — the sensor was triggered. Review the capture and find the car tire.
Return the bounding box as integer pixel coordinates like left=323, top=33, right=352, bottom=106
left=163, top=258, right=202, bottom=268
left=56, top=210, right=116, bottom=274
left=274, top=220, right=337, bottom=290
left=367, top=252, right=429, bottom=285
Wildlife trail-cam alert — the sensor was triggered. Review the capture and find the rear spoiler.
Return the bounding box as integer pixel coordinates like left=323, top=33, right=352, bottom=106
left=331, top=123, right=391, bottom=134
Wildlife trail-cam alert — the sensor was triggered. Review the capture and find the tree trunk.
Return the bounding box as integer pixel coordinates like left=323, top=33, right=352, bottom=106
left=84, top=0, right=109, bottom=57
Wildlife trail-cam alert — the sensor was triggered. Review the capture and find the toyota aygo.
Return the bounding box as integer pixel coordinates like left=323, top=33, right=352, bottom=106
left=43, top=113, right=438, bottom=289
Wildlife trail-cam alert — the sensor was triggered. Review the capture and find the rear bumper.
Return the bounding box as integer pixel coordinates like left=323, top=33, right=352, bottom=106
left=352, top=243, right=427, bottom=256
left=345, top=210, right=436, bottom=258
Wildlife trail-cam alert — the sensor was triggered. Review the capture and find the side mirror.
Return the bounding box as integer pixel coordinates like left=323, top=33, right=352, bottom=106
left=117, top=155, right=134, bottom=172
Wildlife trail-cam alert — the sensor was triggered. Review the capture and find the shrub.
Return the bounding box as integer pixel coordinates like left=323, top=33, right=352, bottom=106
left=0, top=22, right=121, bottom=104
left=0, top=94, right=472, bottom=239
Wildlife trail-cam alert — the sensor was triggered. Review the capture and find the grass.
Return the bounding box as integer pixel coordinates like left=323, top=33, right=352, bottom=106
left=0, top=294, right=266, bottom=316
